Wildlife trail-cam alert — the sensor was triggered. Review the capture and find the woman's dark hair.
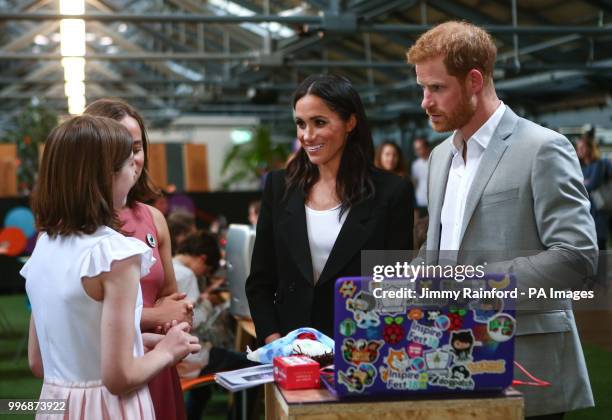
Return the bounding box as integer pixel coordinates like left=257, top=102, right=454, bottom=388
left=33, top=115, right=133, bottom=237
left=286, top=74, right=375, bottom=215
left=375, top=140, right=407, bottom=177
left=176, top=230, right=222, bottom=274
left=84, top=98, right=159, bottom=206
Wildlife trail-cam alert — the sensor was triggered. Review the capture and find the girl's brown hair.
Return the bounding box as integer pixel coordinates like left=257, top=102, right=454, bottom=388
left=33, top=115, right=133, bottom=237
left=84, top=98, right=159, bottom=206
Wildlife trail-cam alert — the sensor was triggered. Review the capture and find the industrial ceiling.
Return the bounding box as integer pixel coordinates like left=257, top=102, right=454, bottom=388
left=0, top=0, right=610, bottom=130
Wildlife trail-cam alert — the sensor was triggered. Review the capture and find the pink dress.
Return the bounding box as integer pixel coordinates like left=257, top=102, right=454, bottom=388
left=22, top=226, right=156, bottom=419
left=119, top=202, right=186, bottom=420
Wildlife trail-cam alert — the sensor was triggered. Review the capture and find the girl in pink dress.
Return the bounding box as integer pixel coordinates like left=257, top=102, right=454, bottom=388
left=23, top=115, right=200, bottom=419
left=85, top=99, right=192, bottom=420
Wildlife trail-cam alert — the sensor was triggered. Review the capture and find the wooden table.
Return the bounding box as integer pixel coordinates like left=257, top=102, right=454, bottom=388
left=265, top=383, right=523, bottom=420
left=233, top=316, right=256, bottom=352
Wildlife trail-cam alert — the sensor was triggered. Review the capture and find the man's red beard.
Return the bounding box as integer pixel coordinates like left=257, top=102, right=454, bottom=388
left=427, top=86, right=476, bottom=133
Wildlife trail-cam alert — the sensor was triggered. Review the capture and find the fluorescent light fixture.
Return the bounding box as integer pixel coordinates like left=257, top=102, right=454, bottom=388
left=99, top=36, right=113, bottom=46
left=60, top=19, right=85, bottom=56
left=68, top=94, right=86, bottom=115
left=231, top=129, right=253, bottom=145
left=64, top=81, right=85, bottom=97
left=61, top=57, right=85, bottom=81
left=60, top=0, right=84, bottom=15
left=60, top=0, right=86, bottom=115
left=34, top=34, right=49, bottom=45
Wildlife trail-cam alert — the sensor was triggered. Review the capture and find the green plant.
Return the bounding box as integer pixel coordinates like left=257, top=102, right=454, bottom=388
left=4, top=103, right=57, bottom=195
left=221, top=126, right=289, bottom=189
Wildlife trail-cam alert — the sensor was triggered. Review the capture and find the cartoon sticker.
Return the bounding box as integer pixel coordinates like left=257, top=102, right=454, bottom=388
left=337, top=364, right=377, bottom=393
left=466, top=360, right=506, bottom=375
left=488, top=275, right=511, bottom=290
left=449, top=330, right=475, bottom=363
left=379, top=348, right=428, bottom=390
left=434, top=315, right=451, bottom=331
left=406, top=320, right=443, bottom=348
left=410, top=357, right=426, bottom=372
left=341, top=338, right=384, bottom=366
left=450, top=365, right=471, bottom=380
left=339, top=280, right=357, bottom=299
left=487, top=313, right=516, bottom=342
left=470, top=297, right=504, bottom=324
left=427, top=310, right=441, bottom=321
left=448, top=307, right=467, bottom=331
left=383, top=316, right=405, bottom=345
left=407, top=342, right=423, bottom=358
left=423, top=348, right=453, bottom=374
left=346, top=291, right=380, bottom=329
left=408, top=308, right=424, bottom=321
left=372, top=279, right=414, bottom=314
left=339, top=318, right=357, bottom=337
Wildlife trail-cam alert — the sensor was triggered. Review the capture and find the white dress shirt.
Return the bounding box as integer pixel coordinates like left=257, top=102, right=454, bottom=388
left=440, top=102, right=506, bottom=250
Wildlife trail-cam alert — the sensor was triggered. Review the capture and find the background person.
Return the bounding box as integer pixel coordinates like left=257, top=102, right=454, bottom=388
left=246, top=74, right=414, bottom=345
left=374, top=140, right=407, bottom=178
left=576, top=134, right=609, bottom=251
left=411, top=137, right=431, bottom=219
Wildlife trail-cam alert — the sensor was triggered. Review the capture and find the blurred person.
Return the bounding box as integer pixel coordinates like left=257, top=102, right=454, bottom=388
left=172, top=230, right=254, bottom=420
left=374, top=140, right=407, bottom=177
left=246, top=74, right=414, bottom=345
left=167, top=209, right=197, bottom=255
left=24, top=116, right=199, bottom=418
left=411, top=137, right=431, bottom=218
left=407, top=21, right=597, bottom=418
left=85, top=98, right=192, bottom=420
left=248, top=200, right=261, bottom=228
left=577, top=135, right=609, bottom=250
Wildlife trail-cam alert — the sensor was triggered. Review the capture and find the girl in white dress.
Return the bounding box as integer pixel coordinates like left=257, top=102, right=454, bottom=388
left=21, top=115, right=200, bottom=419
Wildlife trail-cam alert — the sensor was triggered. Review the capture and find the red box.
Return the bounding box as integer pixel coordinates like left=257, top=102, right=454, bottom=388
left=273, top=355, right=320, bottom=390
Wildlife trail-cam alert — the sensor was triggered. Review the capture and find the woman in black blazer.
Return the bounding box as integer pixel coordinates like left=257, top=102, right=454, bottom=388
left=246, top=74, right=414, bottom=344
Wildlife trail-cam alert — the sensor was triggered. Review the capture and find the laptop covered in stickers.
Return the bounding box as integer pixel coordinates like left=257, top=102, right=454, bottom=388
left=329, top=275, right=516, bottom=398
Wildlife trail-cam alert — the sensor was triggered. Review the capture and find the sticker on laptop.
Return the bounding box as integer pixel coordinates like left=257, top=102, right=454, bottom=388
left=406, top=320, right=443, bottom=348
left=337, top=363, right=377, bottom=393
left=341, top=338, right=384, bottom=366
left=339, top=280, right=357, bottom=299
left=449, top=330, right=476, bottom=363
left=371, top=279, right=414, bottom=315
left=470, top=297, right=504, bottom=324
left=383, top=316, right=405, bottom=345
left=487, top=313, right=516, bottom=342
left=339, top=318, right=357, bottom=337
left=379, top=348, right=428, bottom=390
left=346, top=291, right=380, bottom=329
left=466, top=360, right=506, bottom=375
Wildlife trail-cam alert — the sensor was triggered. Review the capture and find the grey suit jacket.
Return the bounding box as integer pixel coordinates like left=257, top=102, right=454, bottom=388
left=424, top=107, right=596, bottom=416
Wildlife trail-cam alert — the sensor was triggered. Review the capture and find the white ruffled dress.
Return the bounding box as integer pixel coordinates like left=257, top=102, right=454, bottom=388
left=21, top=226, right=157, bottom=420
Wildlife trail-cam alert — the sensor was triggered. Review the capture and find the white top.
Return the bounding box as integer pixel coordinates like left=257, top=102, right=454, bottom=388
left=172, top=258, right=215, bottom=379
left=412, top=157, right=429, bottom=207
left=440, top=102, right=506, bottom=250
left=21, top=226, right=155, bottom=383
left=173, top=258, right=213, bottom=330
left=305, top=204, right=348, bottom=283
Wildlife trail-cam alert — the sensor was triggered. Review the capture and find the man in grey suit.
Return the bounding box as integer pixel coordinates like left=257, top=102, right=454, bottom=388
left=407, top=21, right=597, bottom=418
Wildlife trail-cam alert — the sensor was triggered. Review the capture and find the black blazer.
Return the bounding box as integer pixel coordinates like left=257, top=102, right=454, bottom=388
left=245, top=169, right=414, bottom=343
